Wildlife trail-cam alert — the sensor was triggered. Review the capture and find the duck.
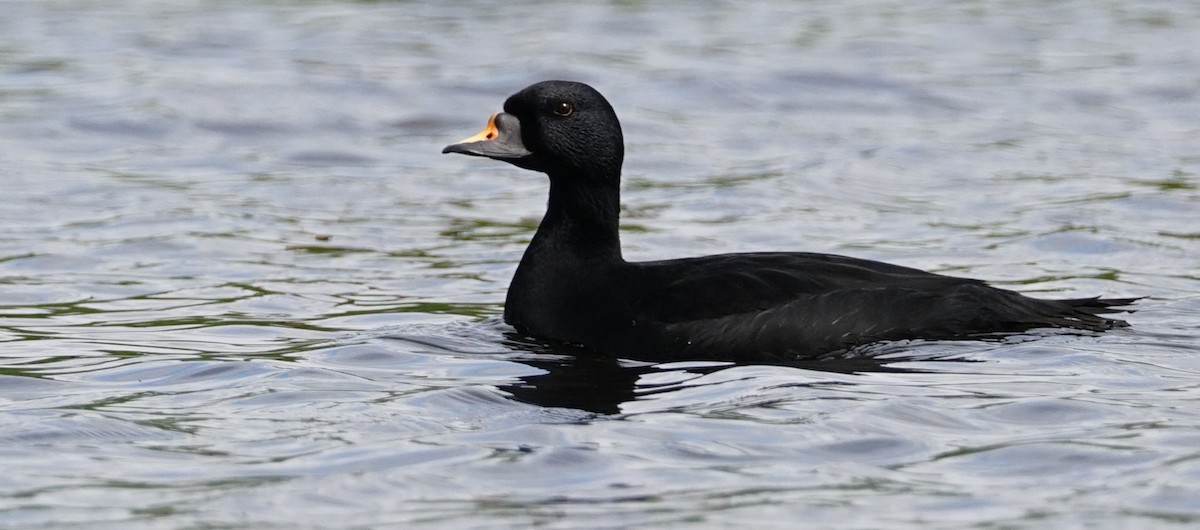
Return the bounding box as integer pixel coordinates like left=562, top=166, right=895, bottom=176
left=442, top=80, right=1135, bottom=362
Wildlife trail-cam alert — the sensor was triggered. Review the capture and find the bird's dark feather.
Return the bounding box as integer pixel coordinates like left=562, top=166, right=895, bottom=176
left=444, top=81, right=1137, bottom=362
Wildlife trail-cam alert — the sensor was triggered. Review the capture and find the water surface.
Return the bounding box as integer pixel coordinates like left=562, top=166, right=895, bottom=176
left=2, top=1, right=1199, bottom=528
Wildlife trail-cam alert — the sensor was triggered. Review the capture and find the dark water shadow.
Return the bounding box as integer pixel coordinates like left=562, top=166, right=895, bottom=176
left=492, top=332, right=976, bottom=414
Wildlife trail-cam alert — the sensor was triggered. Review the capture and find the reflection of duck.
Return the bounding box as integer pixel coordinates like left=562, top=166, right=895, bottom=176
left=444, top=81, right=1136, bottom=362
left=496, top=341, right=645, bottom=415
left=496, top=332, right=938, bottom=414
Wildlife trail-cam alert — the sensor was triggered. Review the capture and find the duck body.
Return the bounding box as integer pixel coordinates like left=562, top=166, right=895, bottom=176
left=507, top=244, right=1127, bottom=361
left=444, top=80, right=1134, bottom=362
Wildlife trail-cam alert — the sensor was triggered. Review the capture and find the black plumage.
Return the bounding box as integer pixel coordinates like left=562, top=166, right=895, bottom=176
left=443, top=80, right=1135, bottom=361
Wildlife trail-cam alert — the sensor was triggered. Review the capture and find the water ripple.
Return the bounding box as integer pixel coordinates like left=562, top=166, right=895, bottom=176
left=2, top=0, right=1199, bottom=528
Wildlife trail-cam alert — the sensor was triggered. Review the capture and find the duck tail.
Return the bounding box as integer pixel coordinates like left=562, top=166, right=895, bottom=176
left=1056, top=296, right=1141, bottom=329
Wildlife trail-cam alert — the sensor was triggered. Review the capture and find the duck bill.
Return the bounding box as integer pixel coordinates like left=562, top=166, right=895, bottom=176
left=442, top=112, right=533, bottom=161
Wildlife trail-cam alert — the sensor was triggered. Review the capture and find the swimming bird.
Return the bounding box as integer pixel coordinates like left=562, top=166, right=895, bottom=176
left=442, top=80, right=1135, bottom=362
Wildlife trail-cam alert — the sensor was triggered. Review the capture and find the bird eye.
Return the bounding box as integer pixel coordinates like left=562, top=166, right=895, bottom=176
left=553, top=101, right=574, bottom=117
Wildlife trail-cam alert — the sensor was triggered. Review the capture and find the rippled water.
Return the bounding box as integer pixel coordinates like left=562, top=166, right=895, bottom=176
left=2, top=1, right=1199, bottom=528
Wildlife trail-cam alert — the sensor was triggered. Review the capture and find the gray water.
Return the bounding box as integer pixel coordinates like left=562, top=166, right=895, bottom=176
left=2, top=1, right=1199, bottom=528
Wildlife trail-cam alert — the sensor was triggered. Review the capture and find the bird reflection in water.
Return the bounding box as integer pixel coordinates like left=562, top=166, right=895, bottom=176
left=494, top=332, right=960, bottom=415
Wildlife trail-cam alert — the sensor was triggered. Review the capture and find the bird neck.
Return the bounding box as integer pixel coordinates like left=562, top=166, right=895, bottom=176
left=532, top=176, right=623, bottom=260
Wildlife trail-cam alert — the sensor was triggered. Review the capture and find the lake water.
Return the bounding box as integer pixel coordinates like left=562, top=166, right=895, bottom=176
left=2, top=1, right=1198, bottom=528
